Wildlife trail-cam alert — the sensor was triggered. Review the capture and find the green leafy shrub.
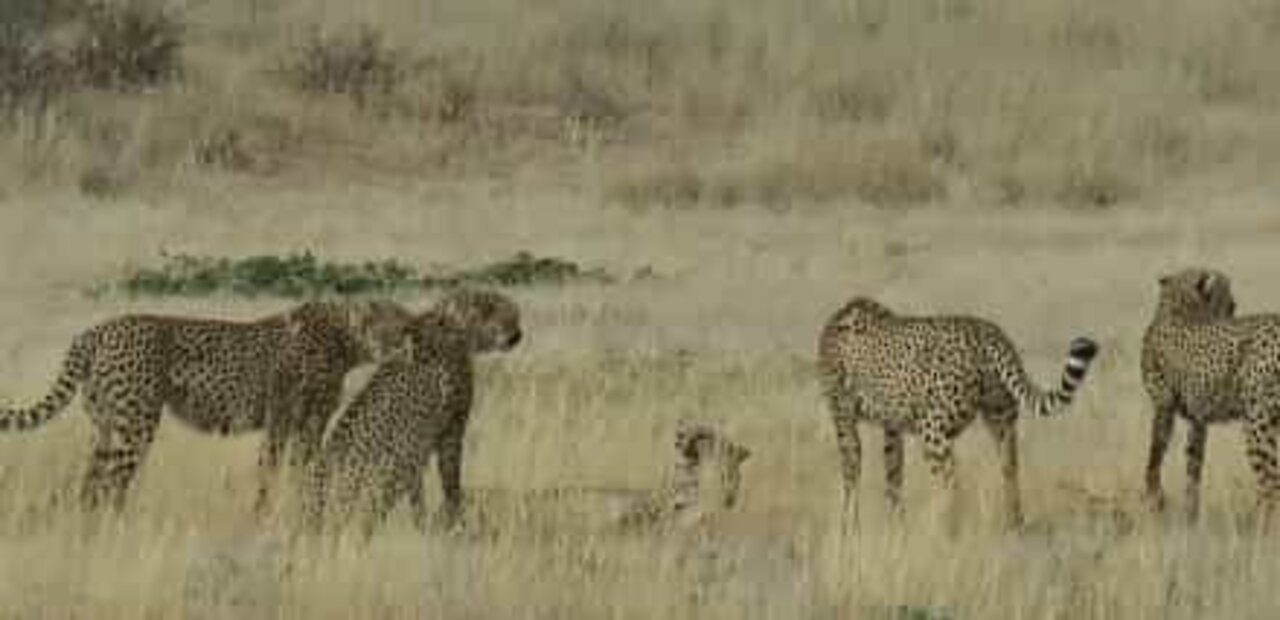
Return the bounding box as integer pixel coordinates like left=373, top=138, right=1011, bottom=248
left=114, top=251, right=615, bottom=298
left=120, top=252, right=423, bottom=298
left=862, top=604, right=955, bottom=620
left=423, top=252, right=615, bottom=288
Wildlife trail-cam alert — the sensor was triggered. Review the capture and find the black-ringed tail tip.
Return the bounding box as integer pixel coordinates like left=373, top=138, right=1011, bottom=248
left=1062, top=336, right=1100, bottom=394
left=1069, top=337, right=1100, bottom=360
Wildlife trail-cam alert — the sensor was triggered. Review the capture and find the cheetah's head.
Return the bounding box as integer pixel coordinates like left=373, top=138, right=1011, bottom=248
left=1156, top=268, right=1236, bottom=321
left=675, top=421, right=752, bottom=509
left=827, top=295, right=894, bottom=336
left=845, top=296, right=893, bottom=318
left=431, top=288, right=523, bottom=353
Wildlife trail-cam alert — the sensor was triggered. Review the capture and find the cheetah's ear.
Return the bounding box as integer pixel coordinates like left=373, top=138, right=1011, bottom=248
left=1157, top=274, right=1171, bottom=287
left=731, top=444, right=751, bottom=463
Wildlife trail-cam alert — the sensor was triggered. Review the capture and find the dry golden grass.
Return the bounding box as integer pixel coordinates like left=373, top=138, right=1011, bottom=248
left=5, top=0, right=1280, bottom=617
left=5, top=0, right=1280, bottom=207
left=2, top=184, right=1280, bottom=617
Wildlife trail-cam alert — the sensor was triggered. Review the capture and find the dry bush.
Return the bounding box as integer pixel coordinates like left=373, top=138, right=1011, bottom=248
left=1, top=0, right=183, bottom=120
left=72, top=0, right=184, bottom=90
left=607, top=127, right=947, bottom=210
left=606, top=160, right=706, bottom=210
left=277, top=25, right=482, bottom=125
left=419, top=57, right=479, bottom=124
left=808, top=71, right=896, bottom=125
left=281, top=26, right=406, bottom=107
left=0, top=37, right=74, bottom=112
left=0, top=0, right=82, bottom=111
left=6, top=0, right=1280, bottom=204
left=713, top=140, right=945, bottom=209
left=0, top=0, right=86, bottom=32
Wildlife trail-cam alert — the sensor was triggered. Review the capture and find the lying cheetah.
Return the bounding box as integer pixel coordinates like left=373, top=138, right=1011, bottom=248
left=451, top=422, right=750, bottom=535
left=1141, top=267, right=1280, bottom=524
left=615, top=421, right=752, bottom=531
left=303, top=289, right=521, bottom=537
left=0, top=299, right=413, bottom=512
left=818, top=296, right=1099, bottom=531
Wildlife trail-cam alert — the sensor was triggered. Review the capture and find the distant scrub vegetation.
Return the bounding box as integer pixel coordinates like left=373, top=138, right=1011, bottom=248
left=108, top=251, right=618, bottom=298
left=4, top=0, right=1280, bottom=209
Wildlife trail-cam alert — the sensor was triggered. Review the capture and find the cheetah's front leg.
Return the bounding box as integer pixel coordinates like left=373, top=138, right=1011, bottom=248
left=1244, top=412, right=1280, bottom=530
left=921, top=415, right=959, bottom=538
left=253, top=419, right=288, bottom=519
left=832, top=414, right=862, bottom=535
left=1144, top=404, right=1177, bottom=514
left=1184, top=421, right=1208, bottom=524
left=254, top=391, right=304, bottom=519
left=883, top=427, right=904, bottom=521
left=435, top=424, right=467, bottom=530
left=255, top=382, right=341, bottom=518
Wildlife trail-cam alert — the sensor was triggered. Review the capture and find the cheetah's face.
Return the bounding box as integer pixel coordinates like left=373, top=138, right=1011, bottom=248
left=347, top=300, right=416, bottom=362
left=1157, top=268, right=1237, bottom=321
left=434, top=289, right=523, bottom=353
left=676, top=423, right=752, bottom=509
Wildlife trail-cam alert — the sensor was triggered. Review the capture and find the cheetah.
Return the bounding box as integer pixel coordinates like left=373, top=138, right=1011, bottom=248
left=1140, top=267, right=1280, bottom=525
left=303, top=289, right=522, bottom=537
left=0, top=299, right=414, bottom=513
left=818, top=296, right=1099, bottom=531
left=614, top=421, right=752, bottom=531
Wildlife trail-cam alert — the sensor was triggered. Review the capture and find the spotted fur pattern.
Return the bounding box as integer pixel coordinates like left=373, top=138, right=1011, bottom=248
left=303, top=289, right=522, bottom=537
left=1141, top=267, right=1280, bottom=524
left=818, top=296, right=1099, bottom=530
left=615, top=421, right=751, bottom=531
left=0, top=299, right=414, bottom=512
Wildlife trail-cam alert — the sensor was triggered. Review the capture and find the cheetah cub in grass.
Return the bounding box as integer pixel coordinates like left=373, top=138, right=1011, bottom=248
left=615, top=421, right=752, bottom=531
left=303, top=289, right=522, bottom=537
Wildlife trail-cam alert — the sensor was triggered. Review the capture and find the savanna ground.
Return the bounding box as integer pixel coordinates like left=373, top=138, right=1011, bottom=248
left=4, top=0, right=1280, bottom=618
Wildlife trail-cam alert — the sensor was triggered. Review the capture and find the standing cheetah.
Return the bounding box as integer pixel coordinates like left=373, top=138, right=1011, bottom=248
left=0, top=299, right=414, bottom=512
left=303, top=289, right=521, bottom=537
left=818, top=296, right=1099, bottom=531
left=615, top=421, right=752, bottom=531
left=1141, top=267, right=1280, bottom=524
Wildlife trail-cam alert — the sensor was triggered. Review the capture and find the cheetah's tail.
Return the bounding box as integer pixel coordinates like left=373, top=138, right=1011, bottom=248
left=1020, top=337, right=1100, bottom=417
left=0, top=333, right=92, bottom=432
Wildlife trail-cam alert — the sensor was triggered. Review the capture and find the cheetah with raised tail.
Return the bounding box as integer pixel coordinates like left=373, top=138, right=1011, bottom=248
left=818, top=296, right=1099, bottom=531
left=1141, top=267, right=1280, bottom=525
left=0, top=299, right=414, bottom=512
left=303, top=289, right=522, bottom=537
